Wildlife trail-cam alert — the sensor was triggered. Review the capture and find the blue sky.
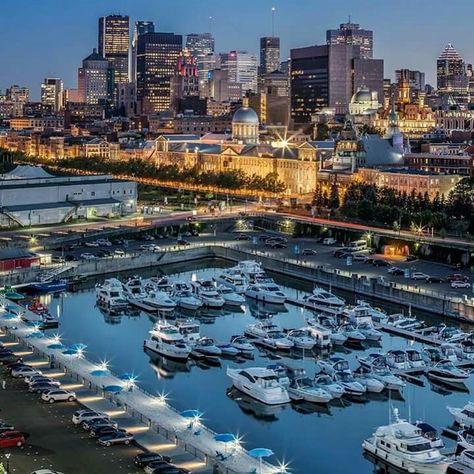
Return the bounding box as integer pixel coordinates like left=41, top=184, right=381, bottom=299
left=0, top=0, right=472, bottom=99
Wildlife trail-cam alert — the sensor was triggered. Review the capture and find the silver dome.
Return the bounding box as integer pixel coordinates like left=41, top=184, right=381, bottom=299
left=232, top=107, right=259, bottom=124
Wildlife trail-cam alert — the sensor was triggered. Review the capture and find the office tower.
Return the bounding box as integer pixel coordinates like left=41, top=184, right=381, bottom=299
left=98, top=15, right=130, bottom=85
left=41, top=78, right=64, bottom=112
left=208, top=69, right=242, bottom=102
left=327, top=20, right=373, bottom=59
left=117, top=83, right=137, bottom=117
left=186, top=33, right=215, bottom=94
left=170, top=49, right=200, bottom=110
left=437, top=43, right=469, bottom=101
left=78, top=49, right=112, bottom=104
left=395, top=69, right=426, bottom=92
left=262, top=70, right=289, bottom=97
left=136, top=32, right=183, bottom=113
left=290, top=43, right=383, bottom=123
left=6, top=85, right=29, bottom=116
left=260, top=37, right=280, bottom=75
left=131, top=21, right=155, bottom=84
left=221, top=51, right=258, bottom=95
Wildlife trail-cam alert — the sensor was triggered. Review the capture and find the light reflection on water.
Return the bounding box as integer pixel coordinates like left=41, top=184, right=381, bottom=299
left=40, top=259, right=471, bottom=474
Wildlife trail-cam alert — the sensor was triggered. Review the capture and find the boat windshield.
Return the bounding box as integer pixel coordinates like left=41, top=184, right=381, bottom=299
left=405, top=442, right=432, bottom=452
left=110, top=291, right=121, bottom=298
left=160, top=327, right=179, bottom=335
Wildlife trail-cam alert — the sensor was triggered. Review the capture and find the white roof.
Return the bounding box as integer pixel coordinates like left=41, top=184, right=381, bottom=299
left=3, top=165, right=54, bottom=180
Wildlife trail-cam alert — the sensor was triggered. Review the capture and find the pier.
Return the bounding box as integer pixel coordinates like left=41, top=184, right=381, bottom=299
left=0, top=296, right=279, bottom=474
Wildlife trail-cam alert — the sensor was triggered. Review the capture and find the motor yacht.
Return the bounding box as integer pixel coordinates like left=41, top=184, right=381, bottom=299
left=352, top=368, right=385, bottom=393
left=303, top=287, right=345, bottom=309
left=192, top=337, right=222, bottom=358
left=387, top=314, right=425, bottom=330
left=369, top=366, right=406, bottom=392
left=406, top=349, right=427, bottom=370
left=286, top=377, right=332, bottom=404
left=456, top=427, right=474, bottom=451
left=144, top=322, right=191, bottom=360
left=422, top=345, right=459, bottom=365
left=230, top=336, right=255, bottom=356
left=171, top=285, right=203, bottom=311
left=427, top=360, right=469, bottom=386
left=457, top=338, right=474, bottom=361
left=431, top=324, right=468, bottom=344
left=95, top=278, right=128, bottom=308
left=333, top=371, right=366, bottom=396
left=191, top=282, right=225, bottom=308
left=317, top=356, right=351, bottom=377
left=144, top=276, right=173, bottom=293
left=339, top=323, right=366, bottom=344
left=313, top=374, right=345, bottom=398
left=216, top=343, right=240, bottom=357
left=357, top=353, right=387, bottom=371
left=215, top=285, right=246, bottom=306
left=312, top=316, right=347, bottom=345
left=414, top=422, right=444, bottom=450
left=245, top=282, right=287, bottom=305
left=448, top=401, right=474, bottom=428
left=245, top=321, right=281, bottom=339
left=213, top=270, right=247, bottom=294
left=232, top=260, right=266, bottom=283
left=386, top=350, right=410, bottom=371
left=354, top=300, right=388, bottom=323
left=286, top=329, right=316, bottom=350
left=226, top=367, right=290, bottom=405
left=141, top=291, right=176, bottom=312
left=363, top=411, right=450, bottom=473
left=175, top=320, right=200, bottom=343
left=356, top=322, right=383, bottom=342
left=451, top=450, right=474, bottom=473
left=122, top=276, right=147, bottom=302
left=260, top=331, right=294, bottom=351
left=305, top=320, right=332, bottom=348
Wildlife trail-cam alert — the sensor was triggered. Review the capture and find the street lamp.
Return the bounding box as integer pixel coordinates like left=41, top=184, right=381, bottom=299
left=4, top=453, right=10, bottom=474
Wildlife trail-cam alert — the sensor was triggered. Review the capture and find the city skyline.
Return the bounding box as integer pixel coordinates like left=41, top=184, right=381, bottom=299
left=1, top=0, right=473, bottom=98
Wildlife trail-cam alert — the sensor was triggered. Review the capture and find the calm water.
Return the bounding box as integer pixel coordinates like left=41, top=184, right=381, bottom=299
left=38, top=260, right=471, bottom=474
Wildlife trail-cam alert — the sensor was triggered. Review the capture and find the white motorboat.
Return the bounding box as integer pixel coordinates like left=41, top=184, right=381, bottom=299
left=191, top=282, right=225, bottom=308
left=260, top=331, right=294, bottom=351
left=357, top=353, right=387, bottom=370
left=144, top=322, right=191, bottom=360
left=453, top=450, right=474, bottom=472
left=456, top=427, right=474, bottom=451
left=458, top=339, right=474, bottom=361
left=144, top=276, right=173, bottom=293
left=232, top=260, right=266, bottom=283
left=245, top=282, right=287, bottom=305
left=387, top=314, right=424, bottom=330
left=175, top=320, right=200, bottom=343
left=287, top=377, right=332, bottom=403
left=354, top=300, right=388, bottom=323
left=286, top=329, right=316, bottom=350
left=448, top=401, right=474, bottom=428
left=304, top=287, right=345, bottom=309
left=363, top=411, right=450, bottom=474
left=357, top=322, right=383, bottom=342
left=313, top=374, right=345, bottom=398
left=171, top=285, right=203, bottom=311
left=369, top=366, right=406, bottom=392
left=142, top=291, right=176, bottom=312
left=405, top=349, right=427, bottom=370
left=230, top=336, right=255, bottom=356
left=427, top=360, right=469, bottom=385
left=339, top=323, right=366, bottom=344
left=226, top=367, right=290, bottom=405
left=431, top=324, right=468, bottom=344
left=245, top=321, right=280, bottom=339
left=353, top=370, right=385, bottom=393
left=122, top=276, right=147, bottom=302
left=386, top=350, right=410, bottom=371
left=333, top=371, right=366, bottom=396
left=316, top=356, right=351, bottom=378
left=305, top=320, right=332, bottom=348
left=215, top=285, right=246, bottom=306
left=213, top=270, right=247, bottom=294
left=312, top=316, right=347, bottom=345
left=217, top=343, right=241, bottom=357
left=95, top=278, right=128, bottom=308
left=192, top=337, right=222, bottom=358
left=422, top=346, right=459, bottom=365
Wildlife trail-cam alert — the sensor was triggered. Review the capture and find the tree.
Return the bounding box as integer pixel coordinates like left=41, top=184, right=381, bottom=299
left=328, top=183, right=340, bottom=209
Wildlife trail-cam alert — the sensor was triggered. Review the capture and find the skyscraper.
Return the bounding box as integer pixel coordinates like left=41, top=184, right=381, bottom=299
left=131, top=21, right=155, bottom=84
left=41, top=78, right=64, bottom=111
left=437, top=43, right=469, bottom=101
left=6, top=85, right=29, bottom=117
left=78, top=49, right=112, bottom=104
left=186, top=33, right=215, bottom=94
left=327, top=21, right=373, bottom=59
left=136, top=32, right=183, bottom=113
left=260, top=37, right=280, bottom=75
left=98, top=15, right=130, bottom=85
left=395, top=69, right=426, bottom=92
left=221, top=51, right=258, bottom=95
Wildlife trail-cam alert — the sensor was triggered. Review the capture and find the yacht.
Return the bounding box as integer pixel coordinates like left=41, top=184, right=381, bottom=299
left=141, top=291, right=176, bottom=312
left=216, top=343, right=241, bottom=358
left=456, top=427, right=474, bottom=451
left=232, top=260, right=266, bottom=283
left=191, top=282, right=225, bottom=308
left=357, top=322, right=383, bottom=342
left=367, top=366, right=406, bottom=392
left=406, top=349, right=427, bottom=370
left=448, top=401, right=474, bottom=428
left=312, top=316, right=347, bottom=346
left=175, top=320, right=200, bottom=343
left=339, top=323, right=366, bottom=344
left=357, top=353, right=387, bottom=371
left=171, top=284, right=203, bottom=311
left=226, top=367, right=290, bottom=405
left=260, top=331, right=294, bottom=351
left=213, top=270, right=247, bottom=294
left=313, top=374, right=345, bottom=398
left=245, top=282, right=287, bottom=305
left=363, top=411, right=450, bottom=473
left=215, top=285, right=246, bottom=306
left=286, top=377, right=332, bottom=404
left=192, top=337, right=222, bottom=358
left=305, top=320, right=332, bottom=348
left=426, top=360, right=469, bottom=385
left=96, top=278, right=128, bottom=308
left=286, top=329, right=316, bottom=350
left=386, top=350, right=410, bottom=371
left=387, top=314, right=425, bottom=330
left=245, top=321, right=281, bottom=339
left=414, top=422, right=444, bottom=450
left=144, top=276, right=173, bottom=293
left=144, top=322, right=191, bottom=360
left=422, top=346, right=459, bottom=365
left=303, top=287, right=345, bottom=309
left=317, top=356, right=351, bottom=378
left=230, top=336, right=255, bottom=356
left=451, top=450, right=474, bottom=473
left=353, top=370, right=385, bottom=393
left=122, top=276, right=147, bottom=302
left=354, top=300, right=388, bottom=323
left=431, top=324, right=468, bottom=344
left=458, top=339, right=474, bottom=361
left=333, top=371, right=366, bottom=397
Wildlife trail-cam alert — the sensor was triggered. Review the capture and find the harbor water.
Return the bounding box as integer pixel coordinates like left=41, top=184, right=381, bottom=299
left=38, top=259, right=471, bottom=474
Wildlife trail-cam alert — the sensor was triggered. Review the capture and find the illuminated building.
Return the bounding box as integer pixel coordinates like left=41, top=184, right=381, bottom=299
left=136, top=32, right=183, bottom=113
left=348, top=86, right=380, bottom=118
left=170, top=48, right=200, bottom=108
left=41, top=78, right=64, bottom=112
left=78, top=49, right=113, bottom=105
left=6, top=85, right=29, bottom=117
left=221, top=51, right=258, bottom=95
left=437, top=44, right=469, bottom=104
left=395, top=69, right=425, bottom=93
left=326, top=20, right=373, bottom=59
left=232, top=107, right=259, bottom=144
left=131, top=21, right=155, bottom=84
left=186, top=33, right=215, bottom=93
left=260, top=37, right=280, bottom=75
left=208, top=69, right=242, bottom=102
left=98, top=15, right=130, bottom=85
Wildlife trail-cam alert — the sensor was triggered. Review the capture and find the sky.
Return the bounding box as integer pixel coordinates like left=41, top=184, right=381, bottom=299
left=0, top=0, right=473, bottom=100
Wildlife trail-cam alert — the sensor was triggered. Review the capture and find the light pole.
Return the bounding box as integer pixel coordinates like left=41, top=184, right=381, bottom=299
left=4, top=453, right=10, bottom=474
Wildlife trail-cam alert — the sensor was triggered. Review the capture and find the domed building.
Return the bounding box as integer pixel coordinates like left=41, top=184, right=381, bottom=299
left=348, top=86, right=380, bottom=117
left=232, top=107, right=259, bottom=144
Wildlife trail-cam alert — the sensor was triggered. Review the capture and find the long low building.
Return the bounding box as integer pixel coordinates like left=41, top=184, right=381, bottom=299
left=0, top=166, right=137, bottom=227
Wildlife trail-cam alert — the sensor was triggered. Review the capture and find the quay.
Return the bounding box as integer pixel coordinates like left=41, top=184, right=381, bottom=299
left=0, top=297, right=278, bottom=474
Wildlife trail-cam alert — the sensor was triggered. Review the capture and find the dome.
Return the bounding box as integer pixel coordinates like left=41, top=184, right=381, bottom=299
left=232, top=107, right=259, bottom=124
left=351, top=87, right=372, bottom=104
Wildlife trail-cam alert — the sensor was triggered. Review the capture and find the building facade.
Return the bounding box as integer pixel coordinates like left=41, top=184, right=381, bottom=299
left=221, top=51, right=258, bottom=95
left=131, top=20, right=155, bottom=84
left=260, top=37, right=280, bottom=75
left=41, top=78, right=64, bottom=112
left=78, top=49, right=112, bottom=104
left=326, top=21, right=373, bottom=59
left=437, top=43, right=469, bottom=104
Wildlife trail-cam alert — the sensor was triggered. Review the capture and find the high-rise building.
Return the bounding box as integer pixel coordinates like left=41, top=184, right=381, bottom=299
left=78, top=49, right=112, bottom=104
left=208, top=69, right=242, bottom=102
left=260, top=37, right=280, bottom=75
left=170, top=49, right=200, bottom=110
left=437, top=43, right=469, bottom=101
left=221, top=51, right=258, bottom=95
left=327, top=21, right=373, bottom=59
left=395, top=69, right=426, bottom=92
left=41, top=78, right=64, bottom=112
left=186, top=33, right=215, bottom=94
left=136, top=32, right=183, bottom=113
left=6, top=85, right=29, bottom=116
left=98, top=15, right=130, bottom=85
left=131, top=21, right=155, bottom=84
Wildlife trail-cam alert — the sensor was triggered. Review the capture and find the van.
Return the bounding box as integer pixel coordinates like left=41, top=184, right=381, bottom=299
left=114, top=249, right=125, bottom=257
left=348, top=240, right=368, bottom=251
left=322, top=237, right=337, bottom=245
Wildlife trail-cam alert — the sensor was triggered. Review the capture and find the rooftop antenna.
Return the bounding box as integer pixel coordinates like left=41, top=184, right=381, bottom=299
left=271, top=7, right=276, bottom=37
left=348, top=14, right=352, bottom=23
left=209, top=16, right=213, bottom=34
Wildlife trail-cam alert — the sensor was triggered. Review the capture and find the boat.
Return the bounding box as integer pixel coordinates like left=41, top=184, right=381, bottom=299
left=144, top=322, right=191, bottom=360
left=313, top=374, right=345, bottom=398
left=448, top=402, right=474, bottom=428
left=96, top=279, right=128, bottom=308
left=316, top=356, right=351, bottom=377
left=422, top=346, right=459, bottom=365
left=29, top=278, right=68, bottom=293
left=245, top=282, right=287, bottom=305
left=217, top=343, right=241, bottom=357
left=430, top=324, right=468, bottom=344
left=457, top=339, right=474, bottom=361
left=303, top=287, right=345, bottom=309
left=175, top=320, right=200, bottom=343
left=286, top=329, right=316, bottom=350
left=357, top=353, right=387, bottom=370
left=171, top=284, right=203, bottom=311
left=352, top=369, right=385, bottom=393
left=354, top=300, right=388, bottom=323
left=313, top=316, right=347, bottom=345
left=0, top=286, right=25, bottom=301
left=141, top=291, right=176, bottom=312
left=371, top=366, right=405, bottom=392
left=339, top=323, right=366, bottom=344
left=215, top=285, right=246, bottom=306
left=414, top=422, right=444, bottom=450
left=333, top=371, right=366, bottom=396
left=406, top=349, right=427, bottom=370
left=245, top=321, right=294, bottom=350
left=362, top=411, right=450, bottom=474
left=191, top=282, right=225, bottom=308
left=426, top=360, right=469, bottom=386
left=144, top=276, right=173, bottom=293
left=456, top=428, right=474, bottom=451
left=192, top=337, right=222, bottom=358
left=356, top=322, right=383, bottom=342
left=449, top=449, right=474, bottom=474
left=226, top=367, right=290, bottom=405
left=286, top=377, right=332, bottom=403
left=123, top=276, right=147, bottom=302
left=230, top=336, right=255, bottom=356
left=245, top=321, right=280, bottom=339
left=213, top=269, right=247, bottom=294
left=231, top=260, right=266, bottom=283
left=305, top=320, right=332, bottom=348
left=386, top=314, right=425, bottom=330
left=386, top=350, right=410, bottom=371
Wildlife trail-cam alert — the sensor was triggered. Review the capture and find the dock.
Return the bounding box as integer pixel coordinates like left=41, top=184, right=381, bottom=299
left=0, top=296, right=278, bottom=474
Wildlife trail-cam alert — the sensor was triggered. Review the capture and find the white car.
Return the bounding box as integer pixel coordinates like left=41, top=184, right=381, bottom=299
left=411, top=272, right=430, bottom=280
left=139, top=244, right=161, bottom=252
left=24, top=374, right=57, bottom=385
left=322, top=238, right=337, bottom=245
left=451, top=280, right=471, bottom=289
left=11, top=366, right=42, bottom=378
left=80, top=253, right=97, bottom=260
left=30, top=470, right=65, bottom=474
left=41, top=389, right=76, bottom=403
left=114, top=249, right=125, bottom=257
left=96, top=239, right=112, bottom=247
left=85, top=241, right=99, bottom=248
left=353, top=253, right=370, bottom=262
left=72, top=409, right=107, bottom=425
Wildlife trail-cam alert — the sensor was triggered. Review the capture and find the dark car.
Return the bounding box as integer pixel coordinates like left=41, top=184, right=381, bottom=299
left=302, top=249, right=317, bottom=256
left=177, top=239, right=190, bottom=246
left=235, top=233, right=251, bottom=241
left=90, top=426, right=126, bottom=438
left=387, top=267, right=404, bottom=276
left=29, top=383, right=60, bottom=394
left=82, top=417, right=115, bottom=431
left=97, top=431, right=134, bottom=447
left=150, top=465, right=188, bottom=474
left=447, top=274, right=469, bottom=283
left=271, top=242, right=287, bottom=249
left=134, top=452, right=173, bottom=468
left=427, top=276, right=445, bottom=284
left=0, top=353, right=22, bottom=365
left=364, top=257, right=375, bottom=265
left=64, top=254, right=77, bottom=262
left=258, top=234, right=271, bottom=242
left=406, top=255, right=418, bottom=262
left=373, top=259, right=389, bottom=267
left=333, top=249, right=346, bottom=258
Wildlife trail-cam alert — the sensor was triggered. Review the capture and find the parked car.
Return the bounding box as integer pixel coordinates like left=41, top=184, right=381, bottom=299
left=258, top=234, right=271, bottom=242
left=82, top=417, right=116, bottom=431
left=134, top=452, right=173, bottom=468
left=41, top=389, right=76, bottom=403
left=25, top=376, right=60, bottom=386
left=0, top=353, right=23, bottom=365
left=322, top=237, right=337, bottom=245
left=270, top=242, right=288, bottom=249
left=411, top=272, right=430, bottom=280
left=0, top=422, right=15, bottom=433
left=90, top=426, right=126, bottom=438
left=387, top=266, right=404, bottom=275
left=84, top=241, right=99, bottom=248
left=72, top=409, right=107, bottom=425
left=447, top=274, right=469, bottom=283
left=11, top=366, right=41, bottom=378
left=363, top=257, right=375, bottom=265
left=0, top=431, right=25, bottom=448
left=302, top=249, right=317, bottom=256
left=97, top=431, right=134, bottom=447
left=353, top=253, right=370, bottom=262
left=405, top=255, right=418, bottom=262
left=451, top=280, right=471, bottom=289
left=80, top=253, right=97, bottom=260
left=333, top=249, right=347, bottom=258
left=114, top=249, right=125, bottom=257
left=426, top=276, right=445, bottom=284
left=30, top=470, right=65, bottom=474
left=96, top=239, right=112, bottom=247
left=176, top=239, right=190, bottom=246
left=235, top=234, right=251, bottom=241
left=30, top=383, right=62, bottom=394
left=64, top=254, right=77, bottom=262
left=372, top=259, right=389, bottom=267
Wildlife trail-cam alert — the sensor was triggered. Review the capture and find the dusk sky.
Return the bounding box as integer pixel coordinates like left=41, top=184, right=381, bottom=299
left=1, top=0, right=473, bottom=99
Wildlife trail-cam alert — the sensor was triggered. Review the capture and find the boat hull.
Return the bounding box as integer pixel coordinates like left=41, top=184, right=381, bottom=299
left=144, top=340, right=190, bottom=361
